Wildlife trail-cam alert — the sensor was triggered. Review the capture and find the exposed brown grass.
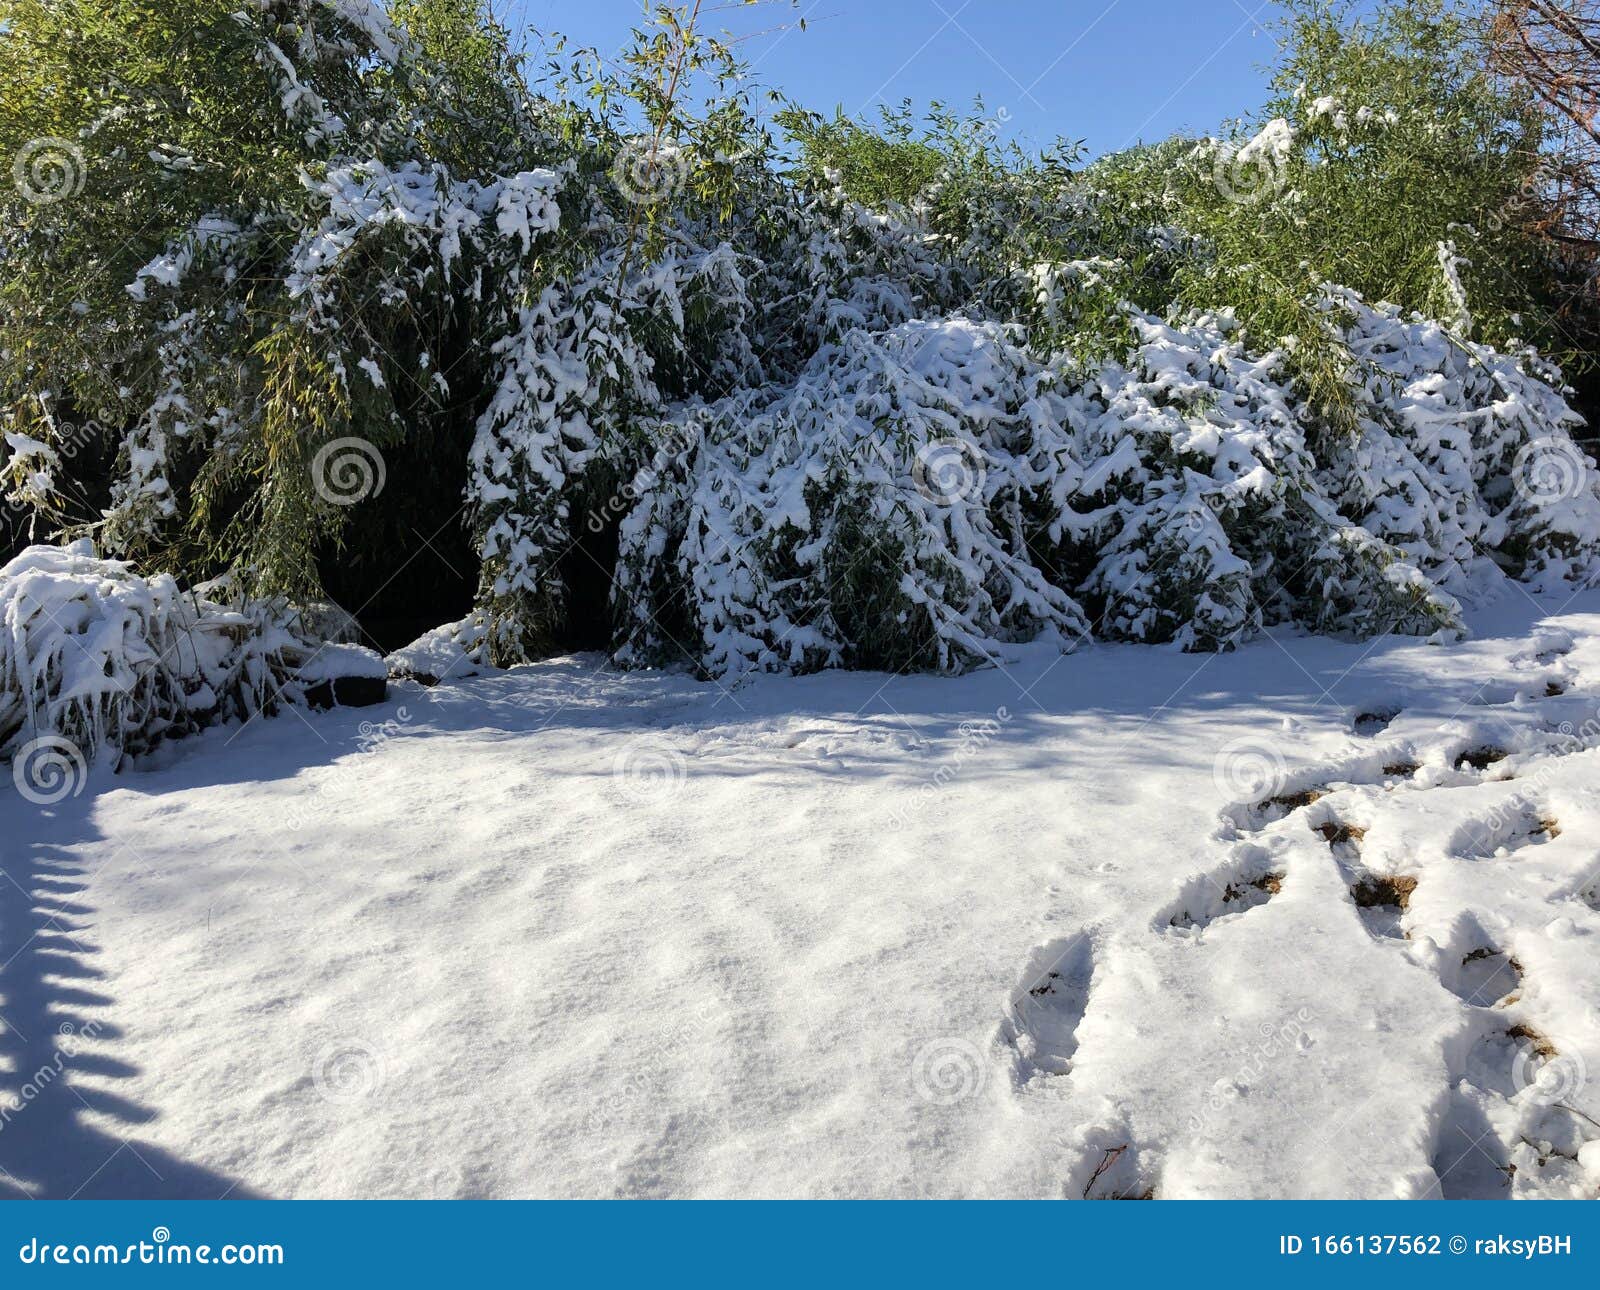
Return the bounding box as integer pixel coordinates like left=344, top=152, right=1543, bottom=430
left=1350, top=874, right=1418, bottom=910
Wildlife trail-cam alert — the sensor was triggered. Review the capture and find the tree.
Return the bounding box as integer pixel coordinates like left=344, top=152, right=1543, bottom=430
left=1491, top=1, right=1600, bottom=257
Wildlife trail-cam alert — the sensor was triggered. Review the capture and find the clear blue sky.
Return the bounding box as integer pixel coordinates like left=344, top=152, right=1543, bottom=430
left=494, top=0, right=1293, bottom=158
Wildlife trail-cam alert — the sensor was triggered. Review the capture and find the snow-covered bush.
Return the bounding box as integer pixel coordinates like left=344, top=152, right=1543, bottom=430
left=1330, top=290, right=1600, bottom=593
left=1060, top=311, right=1466, bottom=650
left=0, top=542, right=321, bottom=768
left=615, top=318, right=1093, bottom=675
left=1, top=0, right=1595, bottom=689
left=616, top=307, right=1525, bottom=677
left=467, top=238, right=766, bottom=663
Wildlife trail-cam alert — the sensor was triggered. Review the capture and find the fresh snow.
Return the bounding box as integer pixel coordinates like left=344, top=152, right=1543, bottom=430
left=295, top=642, right=387, bottom=683
left=385, top=615, right=488, bottom=686
left=5, top=587, right=1600, bottom=1199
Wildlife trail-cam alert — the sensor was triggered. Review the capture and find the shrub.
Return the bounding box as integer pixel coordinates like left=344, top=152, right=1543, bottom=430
left=0, top=542, right=322, bottom=767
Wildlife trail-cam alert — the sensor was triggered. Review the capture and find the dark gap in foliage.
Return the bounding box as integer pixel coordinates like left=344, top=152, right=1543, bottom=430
left=319, top=534, right=476, bottom=656
left=315, top=429, right=478, bottom=656
left=555, top=512, right=621, bottom=653
left=0, top=510, right=28, bottom=568
left=1569, top=368, right=1600, bottom=457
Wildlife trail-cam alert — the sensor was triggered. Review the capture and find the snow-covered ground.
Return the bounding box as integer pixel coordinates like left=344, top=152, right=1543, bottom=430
left=5, top=587, right=1600, bottom=1200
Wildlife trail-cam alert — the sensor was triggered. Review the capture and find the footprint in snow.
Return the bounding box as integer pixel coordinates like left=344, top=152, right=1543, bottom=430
left=1156, top=845, right=1284, bottom=937
left=1002, top=935, right=1094, bottom=1081
left=1352, top=705, right=1402, bottom=737
left=1449, top=806, right=1559, bottom=861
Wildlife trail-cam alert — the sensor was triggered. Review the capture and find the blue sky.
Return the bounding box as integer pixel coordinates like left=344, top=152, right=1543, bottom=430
left=494, top=1, right=1290, bottom=158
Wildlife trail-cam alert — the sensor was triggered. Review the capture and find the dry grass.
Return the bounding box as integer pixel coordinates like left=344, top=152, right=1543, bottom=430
left=1350, top=874, right=1417, bottom=910
left=1507, top=1024, right=1559, bottom=1060
left=1315, top=820, right=1367, bottom=845
left=1259, top=788, right=1325, bottom=813
left=1222, top=873, right=1284, bottom=903
left=1463, top=947, right=1524, bottom=973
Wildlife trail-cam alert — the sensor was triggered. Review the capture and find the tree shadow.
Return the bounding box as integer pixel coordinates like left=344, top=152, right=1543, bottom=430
left=0, top=800, right=261, bottom=1199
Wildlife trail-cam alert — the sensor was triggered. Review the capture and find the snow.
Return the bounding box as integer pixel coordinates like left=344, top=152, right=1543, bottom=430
left=492, top=170, right=566, bottom=253
left=1233, top=117, right=1296, bottom=167
left=286, top=161, right=563, bottom=298
left=5, top=587, right=1600, bottom=1198
left=296, top=642, right=387, bottom=682
left=125, top=217, right=241, bottom=300
left=384, top=615, right=488, bottom=685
